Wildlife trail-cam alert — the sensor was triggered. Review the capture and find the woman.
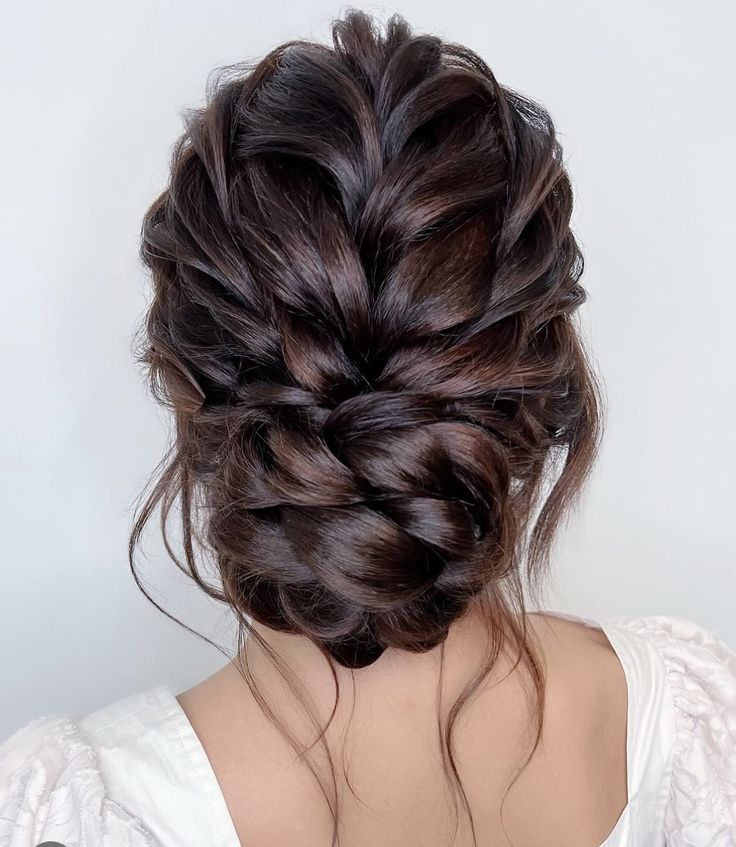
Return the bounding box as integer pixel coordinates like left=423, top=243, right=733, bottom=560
left=1, top=10, right=734, bottom=846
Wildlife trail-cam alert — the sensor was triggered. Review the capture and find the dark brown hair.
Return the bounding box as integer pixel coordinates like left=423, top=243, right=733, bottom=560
left=130, top=9, right=603, bottom=844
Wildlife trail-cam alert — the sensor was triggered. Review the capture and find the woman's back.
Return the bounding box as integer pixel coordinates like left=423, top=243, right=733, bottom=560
left=177, top=610, right=628, bottom=847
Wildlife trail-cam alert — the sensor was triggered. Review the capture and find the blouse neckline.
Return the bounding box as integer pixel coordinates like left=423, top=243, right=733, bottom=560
left=79, top=684, right=242, bottom=847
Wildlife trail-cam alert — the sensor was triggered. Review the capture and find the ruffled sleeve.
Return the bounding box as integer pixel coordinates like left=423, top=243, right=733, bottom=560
left=0, top=714, right=156, bottom=846
left=622, top=616, right=736, bottom=846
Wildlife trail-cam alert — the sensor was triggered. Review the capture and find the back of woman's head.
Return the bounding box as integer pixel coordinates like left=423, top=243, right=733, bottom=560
left=133, top=10, right=602, bottom=671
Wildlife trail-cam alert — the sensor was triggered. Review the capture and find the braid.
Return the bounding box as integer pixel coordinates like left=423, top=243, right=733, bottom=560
left=136, top=11, right=601, bottom=670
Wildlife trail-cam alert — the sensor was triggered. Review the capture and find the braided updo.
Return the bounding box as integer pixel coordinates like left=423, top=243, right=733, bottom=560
left=133, top=11, right=602, bottom=669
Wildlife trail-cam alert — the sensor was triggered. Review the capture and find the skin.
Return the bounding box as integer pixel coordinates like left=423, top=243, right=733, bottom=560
left=178, top=605, right=628, bottom=847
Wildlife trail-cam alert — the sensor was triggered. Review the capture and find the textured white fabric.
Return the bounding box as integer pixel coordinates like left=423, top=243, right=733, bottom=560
left=619, top=617, right=736, bottom=845
left=1, top=614, right=734, bottom=847
left=0, top=715, right=156, bottom=846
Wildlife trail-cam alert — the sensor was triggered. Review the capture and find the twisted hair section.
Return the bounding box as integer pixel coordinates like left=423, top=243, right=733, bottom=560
left=130, top=9, right=603, bottom=844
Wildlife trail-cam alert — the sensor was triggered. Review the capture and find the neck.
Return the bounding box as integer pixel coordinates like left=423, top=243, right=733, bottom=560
left=236, top=600, right=532, bottom=717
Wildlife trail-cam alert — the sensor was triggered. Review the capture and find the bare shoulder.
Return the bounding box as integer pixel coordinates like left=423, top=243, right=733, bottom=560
left=527, top=611, right=623, bottom=670
left=495, top=612, right=629, bottom=846
left=525, top=611, right=628, bottom=739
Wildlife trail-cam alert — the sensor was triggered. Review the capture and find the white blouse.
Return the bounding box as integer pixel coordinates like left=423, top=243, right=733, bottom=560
left=1, top=614, right=735, bottom=846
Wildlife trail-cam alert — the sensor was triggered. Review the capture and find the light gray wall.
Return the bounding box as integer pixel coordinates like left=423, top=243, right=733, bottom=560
left=2, top=0, right=734, bottom=738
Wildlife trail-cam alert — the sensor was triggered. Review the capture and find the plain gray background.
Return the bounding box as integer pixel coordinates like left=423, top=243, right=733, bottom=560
left=2, top=1, right=734, bottom=739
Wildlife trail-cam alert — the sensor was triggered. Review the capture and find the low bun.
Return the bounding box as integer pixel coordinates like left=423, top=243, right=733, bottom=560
left=132, top=10, right=602, bottom=670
